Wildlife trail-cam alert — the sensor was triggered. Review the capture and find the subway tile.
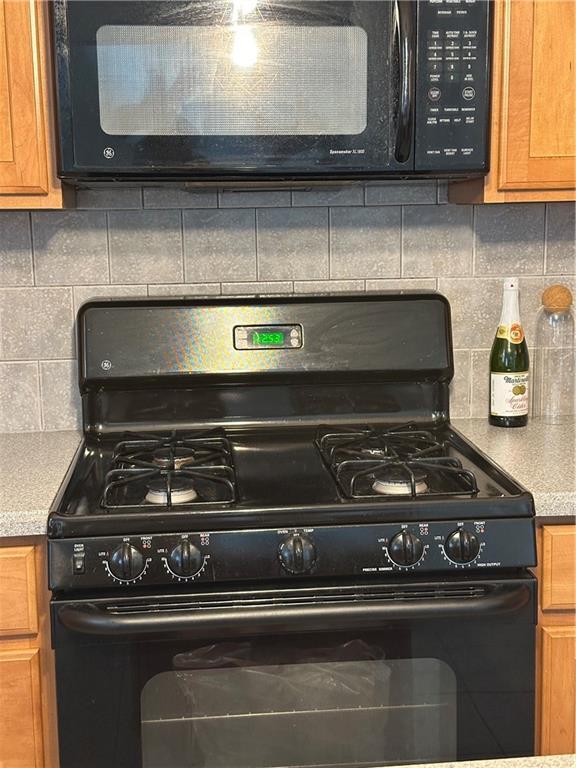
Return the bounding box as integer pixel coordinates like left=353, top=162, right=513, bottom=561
left=437, top=182, right=449, bottom=204
left=450, top=350, right=471, bottom=418
left=330, top=206, right=401, bottom=279
left=0, top=362, right=41, bottom=432
left=0, top=288, right=74, bottom=360
left=148, top=284, right=221, bottom=296
left=39, top=360, right=82, bottom=431
left=75, top=187, right=142, bottom=209
left=257, top=208, right=328, bottom=280
left=546, top=203, right=576, bottom=275
left=219, top=189, right=291, bottom=208
left=32, top=211, right=108, bottom=286
left=474, top=203, right=545, bottom=275
left=0, top=212, right=33, bottom=287
left=402, top=204, right=473, bottom=277
left=293, top=280, right=364, bottom=294
left=365, top=181, right=437, bottom=206
left=109, top=210, right=183, bottom=284
left=73, top=284, right=148, bottom=313
left=292, top=186, right=364, bottom=207
left=184, top=209, right=256, bottom=282
left=366, top=278, right=437, bottom=292
left=222, top=281, right=293, bottom=295
left=438, top=277, right=503, bottom=348
left=143, top=188, right=218, bottom=209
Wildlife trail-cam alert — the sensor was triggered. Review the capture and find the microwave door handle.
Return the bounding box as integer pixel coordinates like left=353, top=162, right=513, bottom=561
left=394, top=0, right=415, bottom=163
left=57, top=583, right=531, bottom=638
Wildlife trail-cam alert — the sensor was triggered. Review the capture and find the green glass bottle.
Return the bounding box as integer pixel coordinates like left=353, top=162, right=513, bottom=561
left=489, top=277, right=529, bottom=427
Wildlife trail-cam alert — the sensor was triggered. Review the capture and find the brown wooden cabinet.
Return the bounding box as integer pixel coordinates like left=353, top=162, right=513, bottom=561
left=537, top=525, right=576, bottom=756
left=0, top=0, right=63, bottom=209
left=451, top=0, right=576, bottom=203
left=0, top=538, right=58, bottom=768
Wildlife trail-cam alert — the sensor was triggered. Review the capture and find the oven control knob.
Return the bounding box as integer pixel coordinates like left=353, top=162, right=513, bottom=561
left=278, top=534, right=317, bottom=575
left=445, top=529, right=480, bottom=563
left=388, top=531, right=424, bottom=567
left=168, top=540, right=202, bottom=577
left=108, top=543, right=145, bottom=581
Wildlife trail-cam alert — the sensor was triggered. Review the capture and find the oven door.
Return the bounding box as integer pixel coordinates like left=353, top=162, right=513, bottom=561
left=51, top=575, right=535, bottom=768
left=55, top=0, right=415, bottom=180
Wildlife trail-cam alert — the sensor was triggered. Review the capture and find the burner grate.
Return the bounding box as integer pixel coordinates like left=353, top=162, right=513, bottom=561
left=102, top=428, right=236, bottom=509
left=316, top=424, right=479, bottom=500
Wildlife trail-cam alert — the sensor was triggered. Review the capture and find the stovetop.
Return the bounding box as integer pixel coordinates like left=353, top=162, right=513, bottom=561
left=47, top=295, right=536, bottom=592
left=49, top=421, right=533, bottom=539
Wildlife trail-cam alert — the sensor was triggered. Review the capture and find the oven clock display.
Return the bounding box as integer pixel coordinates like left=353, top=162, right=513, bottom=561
left=234, top=325, right=303, bottom=350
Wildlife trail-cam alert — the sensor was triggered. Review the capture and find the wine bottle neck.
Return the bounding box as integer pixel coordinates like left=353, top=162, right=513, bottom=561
left=500, top=288, right=521, bottom=326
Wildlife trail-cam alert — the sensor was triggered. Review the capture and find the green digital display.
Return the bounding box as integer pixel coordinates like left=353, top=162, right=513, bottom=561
left=251, top=330, right=285, bottom=346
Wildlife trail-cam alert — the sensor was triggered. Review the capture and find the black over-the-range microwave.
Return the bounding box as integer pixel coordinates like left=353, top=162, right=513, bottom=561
left=53, top=0, right=492, bottom=184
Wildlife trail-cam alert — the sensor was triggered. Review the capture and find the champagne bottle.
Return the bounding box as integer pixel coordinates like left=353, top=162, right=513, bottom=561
left=489, top=277, right=529, bottom=427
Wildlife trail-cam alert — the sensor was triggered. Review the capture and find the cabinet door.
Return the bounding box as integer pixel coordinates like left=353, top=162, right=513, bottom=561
left=540, top=625, right=576, bottom=755
left=0, top=0, right=62, bottom=205
left=0, top=546, right=38, bottom=637
left=499, top=0, right=576, bottom=190
left=0, top=648, right=45, bottom=768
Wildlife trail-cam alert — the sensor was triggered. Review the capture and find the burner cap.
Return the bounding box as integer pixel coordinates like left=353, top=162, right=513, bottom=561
left=152, top=447, right=195, bottom=470
left=372, top=466, right=428, bottom=496
left=146, top=477, right=198, bottom=505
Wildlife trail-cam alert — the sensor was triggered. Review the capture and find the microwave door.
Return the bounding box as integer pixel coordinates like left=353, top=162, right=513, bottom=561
left=56, top=0, right=416, bottom=180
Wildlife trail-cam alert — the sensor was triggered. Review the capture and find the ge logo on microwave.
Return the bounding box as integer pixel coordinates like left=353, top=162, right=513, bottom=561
left=103, top=147, right=115, bottom=159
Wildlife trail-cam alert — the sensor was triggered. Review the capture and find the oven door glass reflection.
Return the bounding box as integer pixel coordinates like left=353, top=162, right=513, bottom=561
left=141, top=656, right=456, bottom=768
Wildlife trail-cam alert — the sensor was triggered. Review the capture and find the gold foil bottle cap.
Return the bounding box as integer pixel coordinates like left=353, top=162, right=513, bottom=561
left=542, top=284, right=573, bottom=312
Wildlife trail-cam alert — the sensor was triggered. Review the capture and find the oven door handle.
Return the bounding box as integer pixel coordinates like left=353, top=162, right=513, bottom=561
left=57, top=583, right=531, bottom=638
left=394, top=0, right=415, bottom=163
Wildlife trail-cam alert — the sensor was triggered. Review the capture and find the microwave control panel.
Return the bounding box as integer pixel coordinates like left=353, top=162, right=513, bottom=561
left=415, top=0, right=491, bottom=171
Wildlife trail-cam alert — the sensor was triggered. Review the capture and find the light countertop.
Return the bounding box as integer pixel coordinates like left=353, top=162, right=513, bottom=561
left=386, top=756, right=575, bottom=768
left=0, top=419, right=574, bottom=539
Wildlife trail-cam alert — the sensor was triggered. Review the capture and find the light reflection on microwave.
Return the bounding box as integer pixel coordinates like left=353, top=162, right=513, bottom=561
left=231, top=0, right=259, bottom=67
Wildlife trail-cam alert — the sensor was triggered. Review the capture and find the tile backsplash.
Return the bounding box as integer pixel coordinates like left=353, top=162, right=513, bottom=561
left=1, top=182, right=574, bottom=432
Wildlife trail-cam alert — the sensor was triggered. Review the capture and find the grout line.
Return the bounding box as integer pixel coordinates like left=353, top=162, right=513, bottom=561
left=471, top=204, right=477, bottom=276
left=28, top=212, right=37, bottom=287
left=140, top=187, right=144, bottom=208
left=36, top=360, right=45, bottom=430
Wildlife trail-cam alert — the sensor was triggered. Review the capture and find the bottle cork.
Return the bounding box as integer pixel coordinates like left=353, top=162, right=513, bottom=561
left=542, top=284, right=573, bottom=312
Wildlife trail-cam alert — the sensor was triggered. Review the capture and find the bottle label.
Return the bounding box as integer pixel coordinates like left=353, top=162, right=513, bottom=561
left=490, top=372, right=529, bottom=417
left=496, top=323, right=525, bottom=343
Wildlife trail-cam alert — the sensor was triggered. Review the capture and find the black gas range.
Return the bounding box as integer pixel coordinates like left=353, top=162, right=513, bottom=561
left=49, top=294, right=537, bottom=768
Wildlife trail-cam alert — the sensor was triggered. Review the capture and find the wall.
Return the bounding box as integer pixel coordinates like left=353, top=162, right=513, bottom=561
left=0, top=182, right=574, bottom=432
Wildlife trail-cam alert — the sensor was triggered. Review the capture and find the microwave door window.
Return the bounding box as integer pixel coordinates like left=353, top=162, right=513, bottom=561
left=95, top=25, right=368, bottom=137
left=63, top=1, right=403, bottom=174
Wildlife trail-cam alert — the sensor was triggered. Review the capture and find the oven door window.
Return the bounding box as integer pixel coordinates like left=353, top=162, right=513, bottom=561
left=141, top=657, right=456, bottom=767
left=96, top=25, right=368, bottom=137
left=63, top=0, right=408, bottom=173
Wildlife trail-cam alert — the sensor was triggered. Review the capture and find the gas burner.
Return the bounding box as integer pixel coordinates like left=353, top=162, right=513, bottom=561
left=101, top=428, right=237, bottom=510
left=151, top=447, right=196, bottom=470
left=372, top=467, right=429, bottom=496
left=316, top=424, right=479, bottom=500
left=112, top=428, right=232, bottom=471
left=145, top=477, right=198, bottom=505
left=316, top=423, right=446, bottom=467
